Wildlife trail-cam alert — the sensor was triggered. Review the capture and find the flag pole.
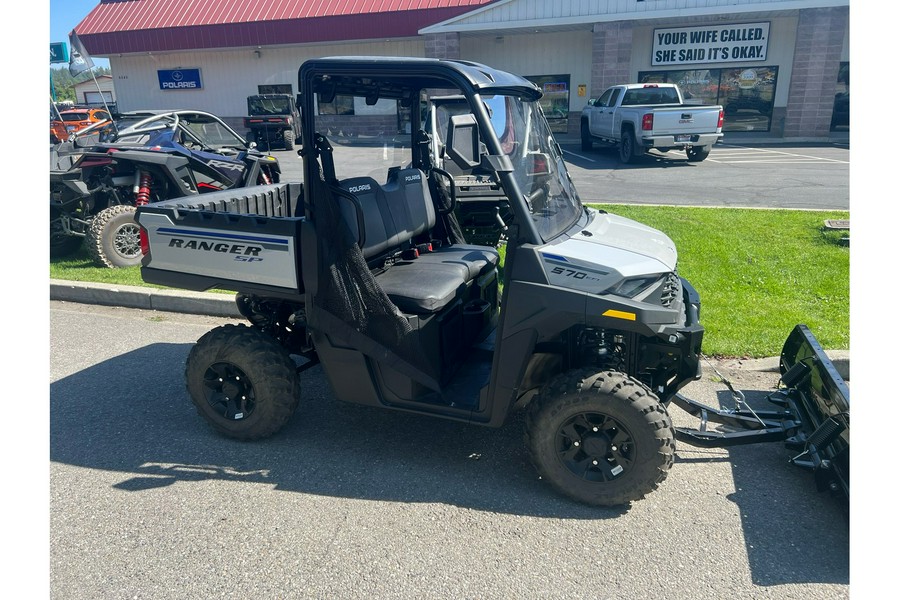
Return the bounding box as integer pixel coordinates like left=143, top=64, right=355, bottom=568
left=49, top=94, right=63, bottom=121
left=87, top=68, right=114, bottom=116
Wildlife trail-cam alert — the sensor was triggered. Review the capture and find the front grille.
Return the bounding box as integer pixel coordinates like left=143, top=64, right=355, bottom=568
left=660, top=272, right=680, bottom=308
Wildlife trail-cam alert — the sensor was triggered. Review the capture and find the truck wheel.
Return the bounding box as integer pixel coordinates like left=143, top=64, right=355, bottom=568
left=283, top=130, right=294, bottom=150
left=686, top=146, right=711, bottom=162
left=185, top=324, right=301, bottom=440
left=87, top=205, right=142, bottom=268
left=580, top=120, right=592, bottom=151
left=526, top=369, right=675, bottom=506
left=619, top=129, right=639, bottom=164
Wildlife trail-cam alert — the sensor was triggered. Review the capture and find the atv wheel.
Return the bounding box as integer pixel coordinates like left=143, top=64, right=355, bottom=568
left=619, top=129, right=640, bottom=164
left=185, top=324, right=300, bottom=440
left=50, top=208, right=83, bottom=257
left=87, top=205, right=142, bottom=268
left=283, top=129, right=295, bottom=150
left=526, top=369, right=675, bottom=506
left=580, top=120, right=592, bottom=152
left=686, top=146, right=711, bottom=162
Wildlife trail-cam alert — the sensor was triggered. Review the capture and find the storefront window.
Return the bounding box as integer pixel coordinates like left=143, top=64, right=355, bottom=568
left=526, top=75, right=570, bottom=133
left=831, top=62, right=849, bottom=132
left=719, top=66, right=777, bottom=132
left=638, top=66, right=779, bottom=132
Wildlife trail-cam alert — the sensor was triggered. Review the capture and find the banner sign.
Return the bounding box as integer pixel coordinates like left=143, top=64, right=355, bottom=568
left=157, top=68, right=203, bottom=90
left=652, top=22, right=769, bottom=66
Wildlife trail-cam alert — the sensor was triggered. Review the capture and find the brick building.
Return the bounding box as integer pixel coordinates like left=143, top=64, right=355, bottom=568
left=73, top=0, right=849, bottom=141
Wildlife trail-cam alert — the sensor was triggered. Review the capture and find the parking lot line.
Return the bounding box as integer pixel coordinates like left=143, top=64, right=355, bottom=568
left=711, top=145, right=850, bottom=164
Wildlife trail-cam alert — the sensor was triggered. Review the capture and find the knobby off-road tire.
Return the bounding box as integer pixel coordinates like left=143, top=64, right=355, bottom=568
left=87, top=204, right=142, bottom=268
left=686, top=145, right=711, bottom=162
left=619, top=129, right=639, bottom=164
left=283, top=129, right=295, bottom=150
left=185, top=324, right=301, bottom=440
left=580, top=120, right=592, bottom=151
left=526, top=369, right=675, bottom=507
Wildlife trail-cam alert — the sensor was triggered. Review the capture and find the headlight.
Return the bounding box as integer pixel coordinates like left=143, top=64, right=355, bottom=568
left=604, top=275, right=661, bottom=298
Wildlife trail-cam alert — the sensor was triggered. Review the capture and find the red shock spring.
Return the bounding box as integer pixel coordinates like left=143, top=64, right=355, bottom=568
left=259, top=168, right=272, bottom=185
left=135, top=170, right=153, bottom=206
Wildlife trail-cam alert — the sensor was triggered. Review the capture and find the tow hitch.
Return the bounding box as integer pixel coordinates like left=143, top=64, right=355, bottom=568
left=672, top=324, right=849, bottom=503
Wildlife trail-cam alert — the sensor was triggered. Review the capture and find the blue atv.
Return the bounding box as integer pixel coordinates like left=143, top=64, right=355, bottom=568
left=50, top=110, right=282, bottom=268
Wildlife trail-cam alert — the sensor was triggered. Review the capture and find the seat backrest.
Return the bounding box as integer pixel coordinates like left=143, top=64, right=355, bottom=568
left=335, top=168, right=438, bottom=263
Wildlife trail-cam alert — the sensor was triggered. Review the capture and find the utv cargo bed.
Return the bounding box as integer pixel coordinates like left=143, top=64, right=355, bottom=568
left=135, top=183, right=306, bottom=299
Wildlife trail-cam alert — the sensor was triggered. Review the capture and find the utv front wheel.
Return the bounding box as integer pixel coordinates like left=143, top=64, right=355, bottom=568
left=526, top=369, right=675, bottom=506
left=87, top=205, right=142, bottom=268
left=185, top=324, right=300, bottom=440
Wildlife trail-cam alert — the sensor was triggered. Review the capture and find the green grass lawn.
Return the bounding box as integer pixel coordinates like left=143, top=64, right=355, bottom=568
left=590, top=204, right=849, bottom=357
left=51, top=205, right=849, bottom=357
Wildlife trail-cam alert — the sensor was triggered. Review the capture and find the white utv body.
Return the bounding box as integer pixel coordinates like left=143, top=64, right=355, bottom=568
left=136, top=57, right=704, bottom=507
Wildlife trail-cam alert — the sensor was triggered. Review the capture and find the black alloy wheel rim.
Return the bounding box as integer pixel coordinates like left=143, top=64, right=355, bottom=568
left=202, top=362, right=257, bottom=420
left=555, top=411, right=635, bottom=482
left=114, top=223, right=142, bottom=258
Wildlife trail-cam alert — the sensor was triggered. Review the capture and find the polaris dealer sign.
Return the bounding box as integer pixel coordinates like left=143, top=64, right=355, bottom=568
left=158, top=69, right=202, bottom=90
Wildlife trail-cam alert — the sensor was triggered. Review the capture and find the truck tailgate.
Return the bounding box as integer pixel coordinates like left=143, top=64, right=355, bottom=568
left=136, top=183, right=306, bottom=297
left=650, top=106, right=722, bottom=136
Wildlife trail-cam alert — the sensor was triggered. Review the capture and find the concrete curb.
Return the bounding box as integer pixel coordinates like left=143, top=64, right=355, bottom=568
left=50, top=279, right=243, bottom=318
left=50, top=278, right=849, bottom=380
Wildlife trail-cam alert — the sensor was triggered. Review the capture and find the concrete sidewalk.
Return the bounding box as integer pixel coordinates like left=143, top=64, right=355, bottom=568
left=49, top=278, right=849, bottom=379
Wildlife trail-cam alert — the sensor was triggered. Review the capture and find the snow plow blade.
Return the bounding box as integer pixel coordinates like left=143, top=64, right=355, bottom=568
left=672, top=324, right=849, bottom=503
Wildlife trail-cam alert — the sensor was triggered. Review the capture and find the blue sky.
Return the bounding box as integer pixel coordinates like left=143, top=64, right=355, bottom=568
left=50, top=0, right=110, bottom=68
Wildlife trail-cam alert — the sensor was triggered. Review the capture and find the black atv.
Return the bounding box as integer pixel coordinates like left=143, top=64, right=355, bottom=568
left=50, top=110, right=281, bottom=268
left=243, top=94, right=302, bottom=151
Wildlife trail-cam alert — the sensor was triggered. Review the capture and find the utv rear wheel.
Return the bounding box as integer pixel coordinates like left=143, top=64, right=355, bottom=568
left=526, top=369, right=675, bottom=507
left=283, top=130, right=294, bottom=150
left=87, top=205, right=142, bottom=268
left=185, top=324, right=300, bottom=440
left=50, top=208, right=83, bottom=257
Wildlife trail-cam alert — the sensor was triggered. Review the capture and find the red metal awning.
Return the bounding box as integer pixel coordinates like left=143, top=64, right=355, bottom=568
left=75, top=0, right=496, bottom=55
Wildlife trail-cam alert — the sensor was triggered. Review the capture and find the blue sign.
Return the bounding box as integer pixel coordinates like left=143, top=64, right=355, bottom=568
left=157, top=68, right=202, bottom=90
left=50, top=42, right=69, bottom=64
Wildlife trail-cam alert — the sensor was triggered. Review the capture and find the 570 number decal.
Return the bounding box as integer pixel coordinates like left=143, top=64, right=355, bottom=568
left=551, top=266, right=590, bottom=280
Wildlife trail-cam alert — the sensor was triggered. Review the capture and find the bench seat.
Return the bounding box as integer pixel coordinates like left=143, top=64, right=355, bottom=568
left=335, top=167, right=498, bottom=314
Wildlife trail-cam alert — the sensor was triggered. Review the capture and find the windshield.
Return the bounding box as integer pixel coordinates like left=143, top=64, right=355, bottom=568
left=480, top=95, right=582, bottom=242
left=249, top=96, right=291, bottom=115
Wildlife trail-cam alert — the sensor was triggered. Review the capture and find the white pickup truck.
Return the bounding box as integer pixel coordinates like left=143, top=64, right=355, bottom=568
left=580, top=83, right=723, bottom=163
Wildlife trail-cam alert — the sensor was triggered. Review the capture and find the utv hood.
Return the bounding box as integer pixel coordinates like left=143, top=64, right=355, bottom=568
left=545, top=208, right=678, bottom=275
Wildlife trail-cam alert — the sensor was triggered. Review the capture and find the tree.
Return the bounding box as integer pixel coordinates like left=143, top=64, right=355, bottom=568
left=50, top=66, right=111, bottom=104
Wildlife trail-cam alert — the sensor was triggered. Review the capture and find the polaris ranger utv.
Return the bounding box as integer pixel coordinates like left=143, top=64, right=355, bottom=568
left=243, top=94, right=302, bottom=150
left=136, top=57, right=709, bottom=506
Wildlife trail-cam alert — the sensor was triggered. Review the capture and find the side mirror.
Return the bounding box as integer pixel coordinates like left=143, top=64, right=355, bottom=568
left=446, top=114, right=481, bottom=170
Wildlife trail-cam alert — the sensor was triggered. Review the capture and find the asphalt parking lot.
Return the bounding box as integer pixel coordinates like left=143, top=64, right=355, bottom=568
left=49, top=302, right=850, bottom=599
left=265, top=138, right=849, bottom=211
